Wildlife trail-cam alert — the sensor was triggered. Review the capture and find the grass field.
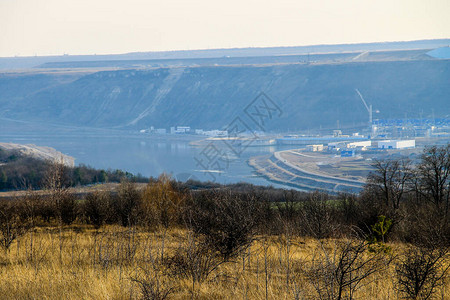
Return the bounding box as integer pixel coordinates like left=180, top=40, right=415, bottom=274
left=0, top=225, right=447, bottom=299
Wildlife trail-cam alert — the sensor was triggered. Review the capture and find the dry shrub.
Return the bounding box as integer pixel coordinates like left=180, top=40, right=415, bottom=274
left=395, top=244, right=450, bottom=299
left=115, top=180, right=142, bottom=227
left=306, top=237, right=392, bottom=300
left=164, top=232, right=227, bottom=299
left=300, top=191, right=337, bottom=239
left=141, top=174, right=186, bottom=230
left=91, top=228, right=141, bottom=269
left=132, top=267, right=175, bottom=300
left=83, top=191, right=113, bottom=228
left=0, top=200, right=30, bottom=251
left=186, top=189, right=261, bottom=260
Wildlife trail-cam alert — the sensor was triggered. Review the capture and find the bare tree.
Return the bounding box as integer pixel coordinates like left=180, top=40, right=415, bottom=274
left=300, top=191, right=337, bottom=239
left=45, top=156, right=70, bottom=194
left=45, top=157, right=75, bottom=224
left=44, top=157, right=74, bottom=263
left=417, top=144, right=450, bottom=212
left=366, top=158, right=412, bottom=210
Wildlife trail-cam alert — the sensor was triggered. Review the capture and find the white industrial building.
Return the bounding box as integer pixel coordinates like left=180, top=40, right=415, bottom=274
left=176, top=126, right=191, bottom=133
left=140, top=127, right=167, bottom=134
left=171, top=126, right=191, bottom=134
left=378, top=140, right=415, bottom=149
left=328, top=141, right=371, bottom=151
left=155, top=128, right=166, bottom=134
left=347, top=141, right=372, bottom=148
left=306, top=144, right=324, bottom=152
left=195, top=129, right=228, bottom=137
left=328, top=142, right=347, bottom=151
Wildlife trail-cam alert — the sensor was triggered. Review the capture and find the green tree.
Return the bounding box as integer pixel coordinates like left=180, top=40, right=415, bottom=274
left=368, top=215, right=392, bottom=253
left=98, top=170, right=108, bottom=183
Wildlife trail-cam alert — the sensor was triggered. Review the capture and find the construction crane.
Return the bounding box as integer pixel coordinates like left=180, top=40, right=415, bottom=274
left=355, top=88, right=373, bottom=129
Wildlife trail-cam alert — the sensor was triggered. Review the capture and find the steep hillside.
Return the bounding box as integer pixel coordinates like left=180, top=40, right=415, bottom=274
left=1, top=59, right=449, bottom=132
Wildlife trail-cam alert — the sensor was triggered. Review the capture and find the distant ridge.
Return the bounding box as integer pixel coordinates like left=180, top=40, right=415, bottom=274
left=1, top=39, right=449, bottom=70
left=36, top=49, right=434, bottom=70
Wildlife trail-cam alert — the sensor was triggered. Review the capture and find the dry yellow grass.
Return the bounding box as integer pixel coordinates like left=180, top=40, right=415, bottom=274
left=0, top=226, right=448, bottom=299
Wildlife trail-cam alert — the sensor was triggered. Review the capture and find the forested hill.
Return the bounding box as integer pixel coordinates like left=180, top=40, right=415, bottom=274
left=0, top=59, right=449, bottom=132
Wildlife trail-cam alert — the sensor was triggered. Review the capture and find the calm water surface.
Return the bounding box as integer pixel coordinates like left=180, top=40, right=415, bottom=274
left=1, top=133, right=291, bottom=187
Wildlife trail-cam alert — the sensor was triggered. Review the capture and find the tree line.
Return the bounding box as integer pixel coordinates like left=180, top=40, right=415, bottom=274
left=0, top=147, right=148, bottom=191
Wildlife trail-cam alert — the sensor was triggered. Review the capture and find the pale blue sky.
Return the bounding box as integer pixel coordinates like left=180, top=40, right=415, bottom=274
left=0, top=0, right=449, bottom=57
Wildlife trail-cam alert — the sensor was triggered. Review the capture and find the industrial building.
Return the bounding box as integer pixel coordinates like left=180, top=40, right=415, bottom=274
left=306, top=144, right=324, bottom=152
left=154, top=128, right=166, bottom=134
left=377, top=139, right=415, bottom=149
left=347, top=141, right=372, bottom=148
left=171, top=126, right=191, bottom=134
left=327, top=140, right=371, bottom=151
left=195, top=129, right=228, bottom=137
left=139, top=127, right=166, bottom=134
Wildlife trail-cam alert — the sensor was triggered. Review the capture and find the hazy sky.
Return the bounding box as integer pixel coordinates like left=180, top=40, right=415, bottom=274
left=1, top=0, right=449, bottom=57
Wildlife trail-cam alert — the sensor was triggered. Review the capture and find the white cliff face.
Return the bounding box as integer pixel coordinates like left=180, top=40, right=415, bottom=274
left=128, top=67, right=185, bottom=126
left=0, top=143, right=75, bottom=167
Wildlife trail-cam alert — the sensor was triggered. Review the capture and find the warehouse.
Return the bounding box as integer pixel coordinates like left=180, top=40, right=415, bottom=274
left=377, top=140, right=415, bottom=149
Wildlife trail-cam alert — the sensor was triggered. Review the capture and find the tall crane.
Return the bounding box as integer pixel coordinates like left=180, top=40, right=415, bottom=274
left=355, top=89, right=373, bottom=129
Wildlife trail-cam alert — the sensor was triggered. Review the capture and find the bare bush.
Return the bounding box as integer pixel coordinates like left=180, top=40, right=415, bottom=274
left=186, top=189, right=261, bottom=260
left=400, top=199, right=450, bottom=248
left=307, top=236, right=392, bottom=300
left=132, top=267, right=174, bottom=300
left=0, top=201, right=30, bottom=252
left=90, top=228, right=140, bottom=270
left=141, top=173, right=186, bottom=230
left=395, top=245, right=450, bottom=299
left=83, top=191, right=112, bottom=228
left=164, top=233, right=226, bottom=297
left=59, top=192, right=78, bottom=225
left=115, top=180, right=142, bottom=227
